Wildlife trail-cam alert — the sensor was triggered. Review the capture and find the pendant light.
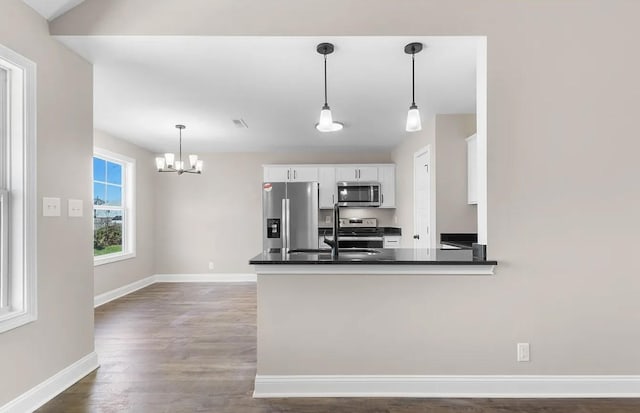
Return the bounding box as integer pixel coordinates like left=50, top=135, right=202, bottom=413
left=155, top=125, right=203, bottom=175
left=405, top=42, right=423, bottom=132
left=316, top=43, right=343, bottom=132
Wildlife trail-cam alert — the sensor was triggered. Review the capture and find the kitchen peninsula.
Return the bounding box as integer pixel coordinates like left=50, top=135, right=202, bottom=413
left=249, top=249, right=497, bottom=397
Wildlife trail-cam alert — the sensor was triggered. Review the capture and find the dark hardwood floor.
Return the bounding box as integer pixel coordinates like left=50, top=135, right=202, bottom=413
left=38, top=283, right=639, bottom=412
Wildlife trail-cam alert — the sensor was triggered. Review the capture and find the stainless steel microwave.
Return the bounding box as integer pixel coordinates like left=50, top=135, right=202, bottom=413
left=336, top=182, right=381, bottom=207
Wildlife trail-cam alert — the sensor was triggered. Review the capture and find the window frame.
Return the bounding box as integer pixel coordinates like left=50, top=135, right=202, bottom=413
left=0, top=43, right=37, bottom=333
left=93, top=148, right=136, bottom=266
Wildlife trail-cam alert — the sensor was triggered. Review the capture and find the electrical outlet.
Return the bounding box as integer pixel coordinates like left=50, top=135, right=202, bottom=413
left=208, top=261, right=215, bottom=271
left=517, top=343, right=530, bottom=362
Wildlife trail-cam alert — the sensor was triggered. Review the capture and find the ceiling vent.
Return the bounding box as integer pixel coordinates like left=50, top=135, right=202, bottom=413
left=232, top=118, right=248, bottom=128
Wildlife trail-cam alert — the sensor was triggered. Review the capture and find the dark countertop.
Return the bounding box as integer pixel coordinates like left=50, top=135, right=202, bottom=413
left=440, top=241, right=473, bottom=249
left=440, top=233, right=477, bottom=248
left=319, top=227, right=402, bottom=236
left=249, top=248, right=497, bottom=265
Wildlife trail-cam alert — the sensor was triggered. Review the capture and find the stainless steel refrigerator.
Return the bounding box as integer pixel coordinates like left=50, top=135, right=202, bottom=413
left=263, top=181, right=319, bottom=252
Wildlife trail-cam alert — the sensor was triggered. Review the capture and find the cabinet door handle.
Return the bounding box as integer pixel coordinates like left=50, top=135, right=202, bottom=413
left=293, top=170, right=297, bottom=180
left=354, top=169, right=357, bottom=179
left=358, top=169, right=361, bottom=179
left=332, top=194, right=335, bottom=203
left=287, top=170, right=290, bottom=180
left=381, top=194, right=384, bottom=204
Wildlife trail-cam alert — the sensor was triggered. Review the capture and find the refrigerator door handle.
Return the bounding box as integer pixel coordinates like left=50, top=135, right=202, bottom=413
left=285, top=198, right=291, bottom=250
left=281, top=198, right=287, bottom=250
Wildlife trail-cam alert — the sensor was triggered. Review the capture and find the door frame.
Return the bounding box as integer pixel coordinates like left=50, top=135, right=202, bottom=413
left=413, top=145, right=436, bottom=249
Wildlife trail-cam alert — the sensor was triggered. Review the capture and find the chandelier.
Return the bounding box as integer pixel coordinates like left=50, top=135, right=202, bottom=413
left=155, top=124, right=203, bottom=175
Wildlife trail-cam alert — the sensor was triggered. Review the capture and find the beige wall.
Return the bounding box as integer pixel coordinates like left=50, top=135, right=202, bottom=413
left=155, top=152, right=391, bottom=274
left=93, top=130, right=156, bottom=295
left=391, top=116, right=436, bottom=247
left=0, top=0, right=94, bottom=406
left=435, top=114, right=477, bottom=241
left=48, top=0, right=640, bottom=375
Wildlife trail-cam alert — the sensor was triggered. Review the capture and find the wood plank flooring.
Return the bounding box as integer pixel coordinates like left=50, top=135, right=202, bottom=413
left=38, top=283, right=640, bottom=412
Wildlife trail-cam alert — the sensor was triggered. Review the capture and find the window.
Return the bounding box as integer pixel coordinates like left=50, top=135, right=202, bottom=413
left=0, top=43, right=37, bottom=333
left=93, top=148, right=135, bottom=265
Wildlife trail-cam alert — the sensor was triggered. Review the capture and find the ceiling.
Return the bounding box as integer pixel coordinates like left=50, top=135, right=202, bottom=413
left=57, top=36, right=479, bottom=153
left=23, top=0, right=85, bottom=20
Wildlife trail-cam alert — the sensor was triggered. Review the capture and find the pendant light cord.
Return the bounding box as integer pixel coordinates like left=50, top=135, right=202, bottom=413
left=411, top=53, right=416, bottom=106
left=324, top=54, right=328, bottom=106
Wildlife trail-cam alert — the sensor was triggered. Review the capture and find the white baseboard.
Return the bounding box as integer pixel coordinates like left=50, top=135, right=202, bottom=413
left=155, top=273, right=257, bottom=283
left=94, top=273, right=257, bottom=307
left=0, top=352, right=99, bottom=413
left=253, top=374, right=640, bottom=398
left=94, top=275, right=156, bottom=307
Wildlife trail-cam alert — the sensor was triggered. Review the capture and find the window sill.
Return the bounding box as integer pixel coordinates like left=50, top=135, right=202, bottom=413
left=0, top=309, right=37, bottom=334
left=94, top=251, right=136, bottom=267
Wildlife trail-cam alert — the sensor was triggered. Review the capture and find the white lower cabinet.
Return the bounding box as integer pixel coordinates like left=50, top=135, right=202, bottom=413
left=383, top=236, right=401, bottom=248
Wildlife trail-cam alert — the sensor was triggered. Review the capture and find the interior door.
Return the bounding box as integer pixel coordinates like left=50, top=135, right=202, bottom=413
left=413, top=147, right=431, bottom=249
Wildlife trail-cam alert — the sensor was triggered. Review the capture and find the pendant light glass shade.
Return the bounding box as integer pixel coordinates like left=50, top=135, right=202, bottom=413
left=316, top=104, right=343, bottom=132
left=155, top=157, right=166, bottom=171
left=318, top=104, right=333, bottom=129
left=406, top=104, right=422, bottom=132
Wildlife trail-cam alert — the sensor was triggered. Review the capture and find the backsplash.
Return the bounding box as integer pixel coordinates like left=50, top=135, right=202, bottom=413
left=318, top=208, right=397, bottom=227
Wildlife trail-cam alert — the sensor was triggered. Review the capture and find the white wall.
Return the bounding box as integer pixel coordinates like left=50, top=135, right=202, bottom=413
left=391, top=116, right=436, bottom=247
left=93, top=130, right=156, bottom=296
left=50, top=0, right=640, bottom=375
left=435, top=114, right=477, bottom=241
left=154, top=152, right=391, bottom=275
left=0, top=0, right=94, bottom=405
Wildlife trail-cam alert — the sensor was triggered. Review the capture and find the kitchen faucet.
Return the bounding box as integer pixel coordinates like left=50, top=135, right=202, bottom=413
left=323, top=203, right=340, bottom=258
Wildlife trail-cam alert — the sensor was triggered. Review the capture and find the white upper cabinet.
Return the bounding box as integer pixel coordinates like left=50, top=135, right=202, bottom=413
left=358, top=166, right=379, bottom=182
left=263, top=166, right=291, bottom=182
left=466, top=134, right=478, bottom=204
left=318, top=167, right=336, bottom=208
left=291, top=166, right=319, bottom=182
left=263, top=166, right=318, bottom=182
left=264, top=164, right=395, bottom=209
left=335, top=166, right=378, bottom=182
left=378, top=165, right=396, bottom=208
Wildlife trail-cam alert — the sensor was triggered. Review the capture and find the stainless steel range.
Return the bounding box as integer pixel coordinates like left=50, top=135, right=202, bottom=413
left=336, top=218, right=384, bottom=249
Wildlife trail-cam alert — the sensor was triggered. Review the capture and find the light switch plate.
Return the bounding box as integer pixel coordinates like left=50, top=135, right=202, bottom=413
left=68, top=199, right=83, bottom=217
left=43, top=197, right=61, bottom=217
